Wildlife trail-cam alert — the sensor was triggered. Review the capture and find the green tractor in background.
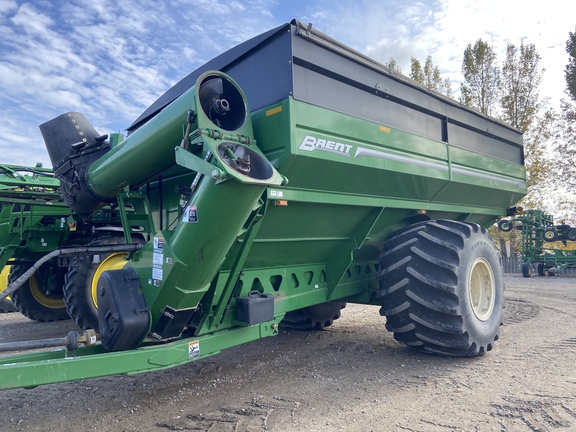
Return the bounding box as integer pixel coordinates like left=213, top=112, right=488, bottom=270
left=0, top=162, right=141, bottom=325
left=0, top=164, right=70, bottom=320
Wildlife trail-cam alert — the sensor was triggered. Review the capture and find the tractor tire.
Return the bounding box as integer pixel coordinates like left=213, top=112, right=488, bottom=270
left=0, top=265, right=17, bottom=313
left=542, top=228, right=558, bottom=242
left=497, top=219, right=513, bottom=232
left=8, top=264, right=69, bottom=322
left=374, top=220, right=503, bottom=357
left=537, top=263, right=545, bottom=277
left=520, top=262, right=532, bottom=278
left=64, top=235, right=140, bottom=331
left=281, top=301, right=346, bottom=330
left=0, top=298, right=16, bottom=313
left=566, top=228, right=576, bottom=241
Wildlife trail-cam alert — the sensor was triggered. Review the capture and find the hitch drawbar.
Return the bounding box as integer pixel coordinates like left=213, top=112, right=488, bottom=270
left=0, top=329, right=98, bottom=353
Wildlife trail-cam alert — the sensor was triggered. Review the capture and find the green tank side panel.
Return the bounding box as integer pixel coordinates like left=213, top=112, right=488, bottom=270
left=216, top=97, right=528, bottom=275
left=254, top=98, right=525, bottom=210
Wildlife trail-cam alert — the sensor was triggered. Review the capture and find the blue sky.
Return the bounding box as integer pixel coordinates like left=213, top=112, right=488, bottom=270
left=1, top=0, right=575, bottom=167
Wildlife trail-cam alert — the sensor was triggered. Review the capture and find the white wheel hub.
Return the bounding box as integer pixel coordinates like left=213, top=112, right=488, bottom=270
left=468, top=258, right=495, bottom=321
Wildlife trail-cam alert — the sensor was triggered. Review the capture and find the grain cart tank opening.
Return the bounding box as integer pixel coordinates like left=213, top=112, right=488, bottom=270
left=0, top=19, right=525, bottom=391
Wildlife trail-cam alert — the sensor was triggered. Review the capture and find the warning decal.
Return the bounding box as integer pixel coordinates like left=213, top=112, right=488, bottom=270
left=188, top=340, right=200, bottom=359
left=183, top=205, right=198, bottom=223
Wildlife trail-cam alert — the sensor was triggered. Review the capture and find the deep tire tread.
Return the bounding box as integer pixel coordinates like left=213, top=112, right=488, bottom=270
left=64, top=234, right=134, bottom=331
left=374, top=219, right=503, bottom=357
left=64, top=264, right=95, bottom=330
left=9, top=264, right=69, bottom=322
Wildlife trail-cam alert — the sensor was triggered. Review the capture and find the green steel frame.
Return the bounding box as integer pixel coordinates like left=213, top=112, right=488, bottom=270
left=0, top=164, right=71, bottom=269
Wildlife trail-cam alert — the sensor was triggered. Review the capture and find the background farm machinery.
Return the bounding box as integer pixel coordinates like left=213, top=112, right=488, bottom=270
left=0, top=163, right=71, bottom=318
left=497, top=209, right=576, bottom=277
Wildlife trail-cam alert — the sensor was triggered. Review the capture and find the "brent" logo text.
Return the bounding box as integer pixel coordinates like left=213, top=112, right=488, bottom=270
left=299, top=135, right=353, bottom=158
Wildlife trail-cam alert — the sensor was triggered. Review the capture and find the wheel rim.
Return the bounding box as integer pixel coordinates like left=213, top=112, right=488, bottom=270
left=0, top=265, right=11, bottom=299
left=468, top=258, right=495, bottom=321
left=29, top=273, right=66, bottom=309
left=90, top=253, right=129, bottom=308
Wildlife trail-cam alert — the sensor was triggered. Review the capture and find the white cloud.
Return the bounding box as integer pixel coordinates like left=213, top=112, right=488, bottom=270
left=9, top=2, right=54, bottom=36
left=0, top=0, right=287, bottom=167
left=0, top=0, right=17, bottom=15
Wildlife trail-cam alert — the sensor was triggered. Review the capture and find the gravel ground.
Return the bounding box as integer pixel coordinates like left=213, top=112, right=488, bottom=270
left=1, top=274, right=575, bottom=431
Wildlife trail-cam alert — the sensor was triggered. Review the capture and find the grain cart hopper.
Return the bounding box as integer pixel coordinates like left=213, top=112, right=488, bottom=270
left=0, top=20, right=525, bottom=390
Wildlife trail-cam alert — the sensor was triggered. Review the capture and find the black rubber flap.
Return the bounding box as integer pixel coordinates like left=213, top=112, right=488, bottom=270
left=39, top=112, right=101, bottom=169
left=97, top=267, right=150, bottom=351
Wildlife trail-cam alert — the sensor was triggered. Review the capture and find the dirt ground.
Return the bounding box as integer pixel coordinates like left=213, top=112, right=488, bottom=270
left=1, top=274, right=575, bottom=432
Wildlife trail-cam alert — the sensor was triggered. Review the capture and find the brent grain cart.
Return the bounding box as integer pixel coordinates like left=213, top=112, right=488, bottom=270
left=0, top=20, right=525, bottom=390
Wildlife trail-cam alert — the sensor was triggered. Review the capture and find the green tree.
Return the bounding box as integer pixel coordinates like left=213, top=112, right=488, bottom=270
left=498, top=41, right=549, bottom=217
left=549, top=98, right=576, bottom=220
left=520, top=108, right=556, bottom=209
left=500, top=41, right=544, bottom=133
left=460, top=39, right=500, bottom=115
left=566, top=27, right=576, bottom=101
left=410, top=56, right=424, bottom=83
left=554, top=28, right=576, bottom=220
left=384, top=57, right=402, bottom=74
left=410, top=56, right=452, bottom=97
left=441, top=77, right=453, bottom=98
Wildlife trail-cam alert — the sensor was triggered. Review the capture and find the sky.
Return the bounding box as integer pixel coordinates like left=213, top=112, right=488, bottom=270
left=0, top=0, right=575, bottom=168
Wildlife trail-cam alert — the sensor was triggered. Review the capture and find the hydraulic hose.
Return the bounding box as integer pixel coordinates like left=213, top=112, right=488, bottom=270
left=0, top=244, right=141, bottom=301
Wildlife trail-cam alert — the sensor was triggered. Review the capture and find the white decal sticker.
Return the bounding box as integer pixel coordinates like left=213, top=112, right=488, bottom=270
left=153, top=252, right=163, bottom=265
left=183, top=205, right=198, bottom=223
left=189, top=340, right=200, bottom=359
left=152, top=267, right=163, bottom=280
left=154, top=237, right=164, bottom=250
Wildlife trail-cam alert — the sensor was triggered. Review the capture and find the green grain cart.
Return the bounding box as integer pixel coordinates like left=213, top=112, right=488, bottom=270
left=0, top=20, right=525, bottom=390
